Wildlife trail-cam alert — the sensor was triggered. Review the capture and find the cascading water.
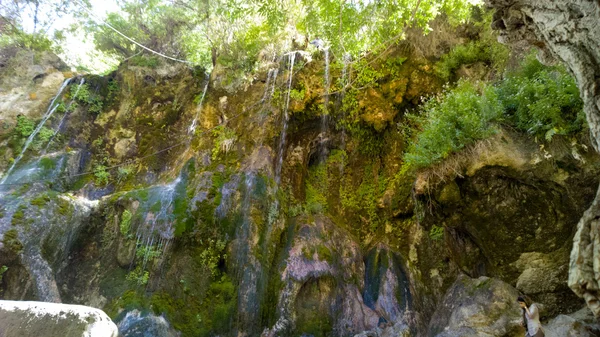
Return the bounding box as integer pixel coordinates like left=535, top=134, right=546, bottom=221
left=339, top=53, right=351, bottom=175
left=132, top=176, right=182, bottom=269
left=274, top=52, right=296, bottom=185
left=43, top=78, right=86, bottom=153
left=0, top=78, right=72, bottom=184
left=319, top=47, right=331, bottom=163
left=188, top=73, right=210, bottom=134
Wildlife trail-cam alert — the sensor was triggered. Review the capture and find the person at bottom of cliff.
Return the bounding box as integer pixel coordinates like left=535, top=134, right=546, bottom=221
left=518, top=296, right=544, bottom=337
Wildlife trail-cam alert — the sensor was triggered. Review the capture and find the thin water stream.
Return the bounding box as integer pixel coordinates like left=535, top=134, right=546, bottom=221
left=275, top=52, right=296, bottom=185
left=43, top=78, right=86, bottom=153
left=1, top=78, right=72, bottom=184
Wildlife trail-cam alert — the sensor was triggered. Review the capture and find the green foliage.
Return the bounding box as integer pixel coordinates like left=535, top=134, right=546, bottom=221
left=211, top=125, right=237, bottom=160
left=117, top=165, right=134, bottom=183
left=107, top=78, right=120, bottom=103
left=31, top=127, right=54, bottom=151
left=120, top=210, right=132, bottom=236
left=429, top=225, right=444, bottom=241
left=135, top=244, right=161, bottom=260
left=403, top=81, right=502, bottom=170
left=496, top=54, right=584, bottom=140
left=198, top=238, right=227, bottom=277
left=39, top=157, right=57, bottom=170
left=289, top=87, right=306, bottom=101
left=435, top=10, right=510, bottom=81
left=94, top=165, right=111, bottom=185
left=71, top=83, right=104, bottom=114
left=126, top=266, right=150, bottom=286
left=129, top=55, right=160, bottom=68
left=0, top=265, right=8, bottom=287
left=305, top=163, right=328, bottom=214
left=339, top=163, right=387, bottom=233
left=15, top=115, right=35, bottom=137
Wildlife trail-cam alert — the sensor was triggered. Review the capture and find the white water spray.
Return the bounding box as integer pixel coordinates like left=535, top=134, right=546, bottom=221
left=1, top=78, right=72, bottom=184
left=319, top=48, right=331, bottom=162
left=43, top=78, right=86, bottom=154
left=274, top=52, right=296, bottom=185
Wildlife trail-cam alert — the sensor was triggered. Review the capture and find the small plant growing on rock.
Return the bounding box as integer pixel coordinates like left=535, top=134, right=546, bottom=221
left=120, top=210, right=132, bottom=237
left=429, top=225, right=444, bottom=241
left=94, top=165, right=111, bottom=185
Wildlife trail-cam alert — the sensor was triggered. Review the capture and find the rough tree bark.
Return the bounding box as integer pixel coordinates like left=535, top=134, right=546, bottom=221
left=484, top=0, right=600, bottom=316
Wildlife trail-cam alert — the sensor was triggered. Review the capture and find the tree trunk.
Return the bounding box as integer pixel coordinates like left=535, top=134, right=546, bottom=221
left=485, top=0, right=600, bottom=315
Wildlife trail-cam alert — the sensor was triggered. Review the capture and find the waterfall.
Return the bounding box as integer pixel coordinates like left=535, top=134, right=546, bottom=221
left=42, top=78, right=86, bottom=154
left=132, top=177, right=182, bottom=270
left=339, top=53, right=351, bottom=174
left=319, top=48, right=331, bottom=163
left=188, top=73, right=210, bottom=134
left=1, top=78, right=72, bottom=184
left=275, top=52, right=296, bottom=185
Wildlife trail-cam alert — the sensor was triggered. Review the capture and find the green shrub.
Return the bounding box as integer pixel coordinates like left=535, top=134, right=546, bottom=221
left=496, top=54, right=584, bottom=140
left=94, top=165, right=111, bottom=185
left=126, top=266, right=149, bottom=285
left=15, top=115, right=35, bottom=137
left=403, top=80, right=502, bottom=170
left=31, top=127, right=54, bottom=151
left=435, top=11, right=509, bottom=81
left=72, top=83, right=104, bottom=114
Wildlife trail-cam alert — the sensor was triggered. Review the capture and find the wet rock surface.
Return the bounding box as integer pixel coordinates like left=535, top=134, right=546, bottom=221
left=0, top=300, right=118, bottom=337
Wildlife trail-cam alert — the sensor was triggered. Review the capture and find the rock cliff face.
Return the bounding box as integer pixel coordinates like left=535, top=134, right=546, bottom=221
left=485, top=0, right=600, bottom=316
left=0, top=12, right=599, bottom=337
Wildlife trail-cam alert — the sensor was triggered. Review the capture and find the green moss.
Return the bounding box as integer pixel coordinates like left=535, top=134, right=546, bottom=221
left=316, top=244, right=332, bottom=263
left=56, top=198, right=74, bottom=217
left=129, top=55, right=160, bottom=68
left=120, top=210, right=132, bottom=236
left=39, top=157, right=57, bottom=170
left=11, top=205, right=26, bottom=227
left=107, top=275, right=236, bottom=337
left=2, top=229, right=23, bottom=254
left=30, top=194, right=51, bottom=206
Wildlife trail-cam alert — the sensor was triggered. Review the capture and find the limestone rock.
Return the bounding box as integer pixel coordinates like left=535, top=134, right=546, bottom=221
left=544, top=307, right=600, bottom=337
left=484, top=0, right=600, bottom=315
left=0, top=300, right=118, bottom=337
left=428, top=275, right=523, bottom=337
left=512, top=249, right=582, bottom=316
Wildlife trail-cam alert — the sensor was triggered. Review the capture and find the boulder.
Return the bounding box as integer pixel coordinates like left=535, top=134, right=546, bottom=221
left=428, top=275, right=523, bottom=337
left=0, top=300, right=118, bottom=337
left=544, top=307, right=600, bottom=337
left=117, top=309, right=180, bottom=337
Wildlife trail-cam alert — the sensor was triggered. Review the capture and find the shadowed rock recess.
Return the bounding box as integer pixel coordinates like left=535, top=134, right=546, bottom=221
left=485, top=0, right=600, bottom=317
left=2, top=6, right=600, bottom=337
